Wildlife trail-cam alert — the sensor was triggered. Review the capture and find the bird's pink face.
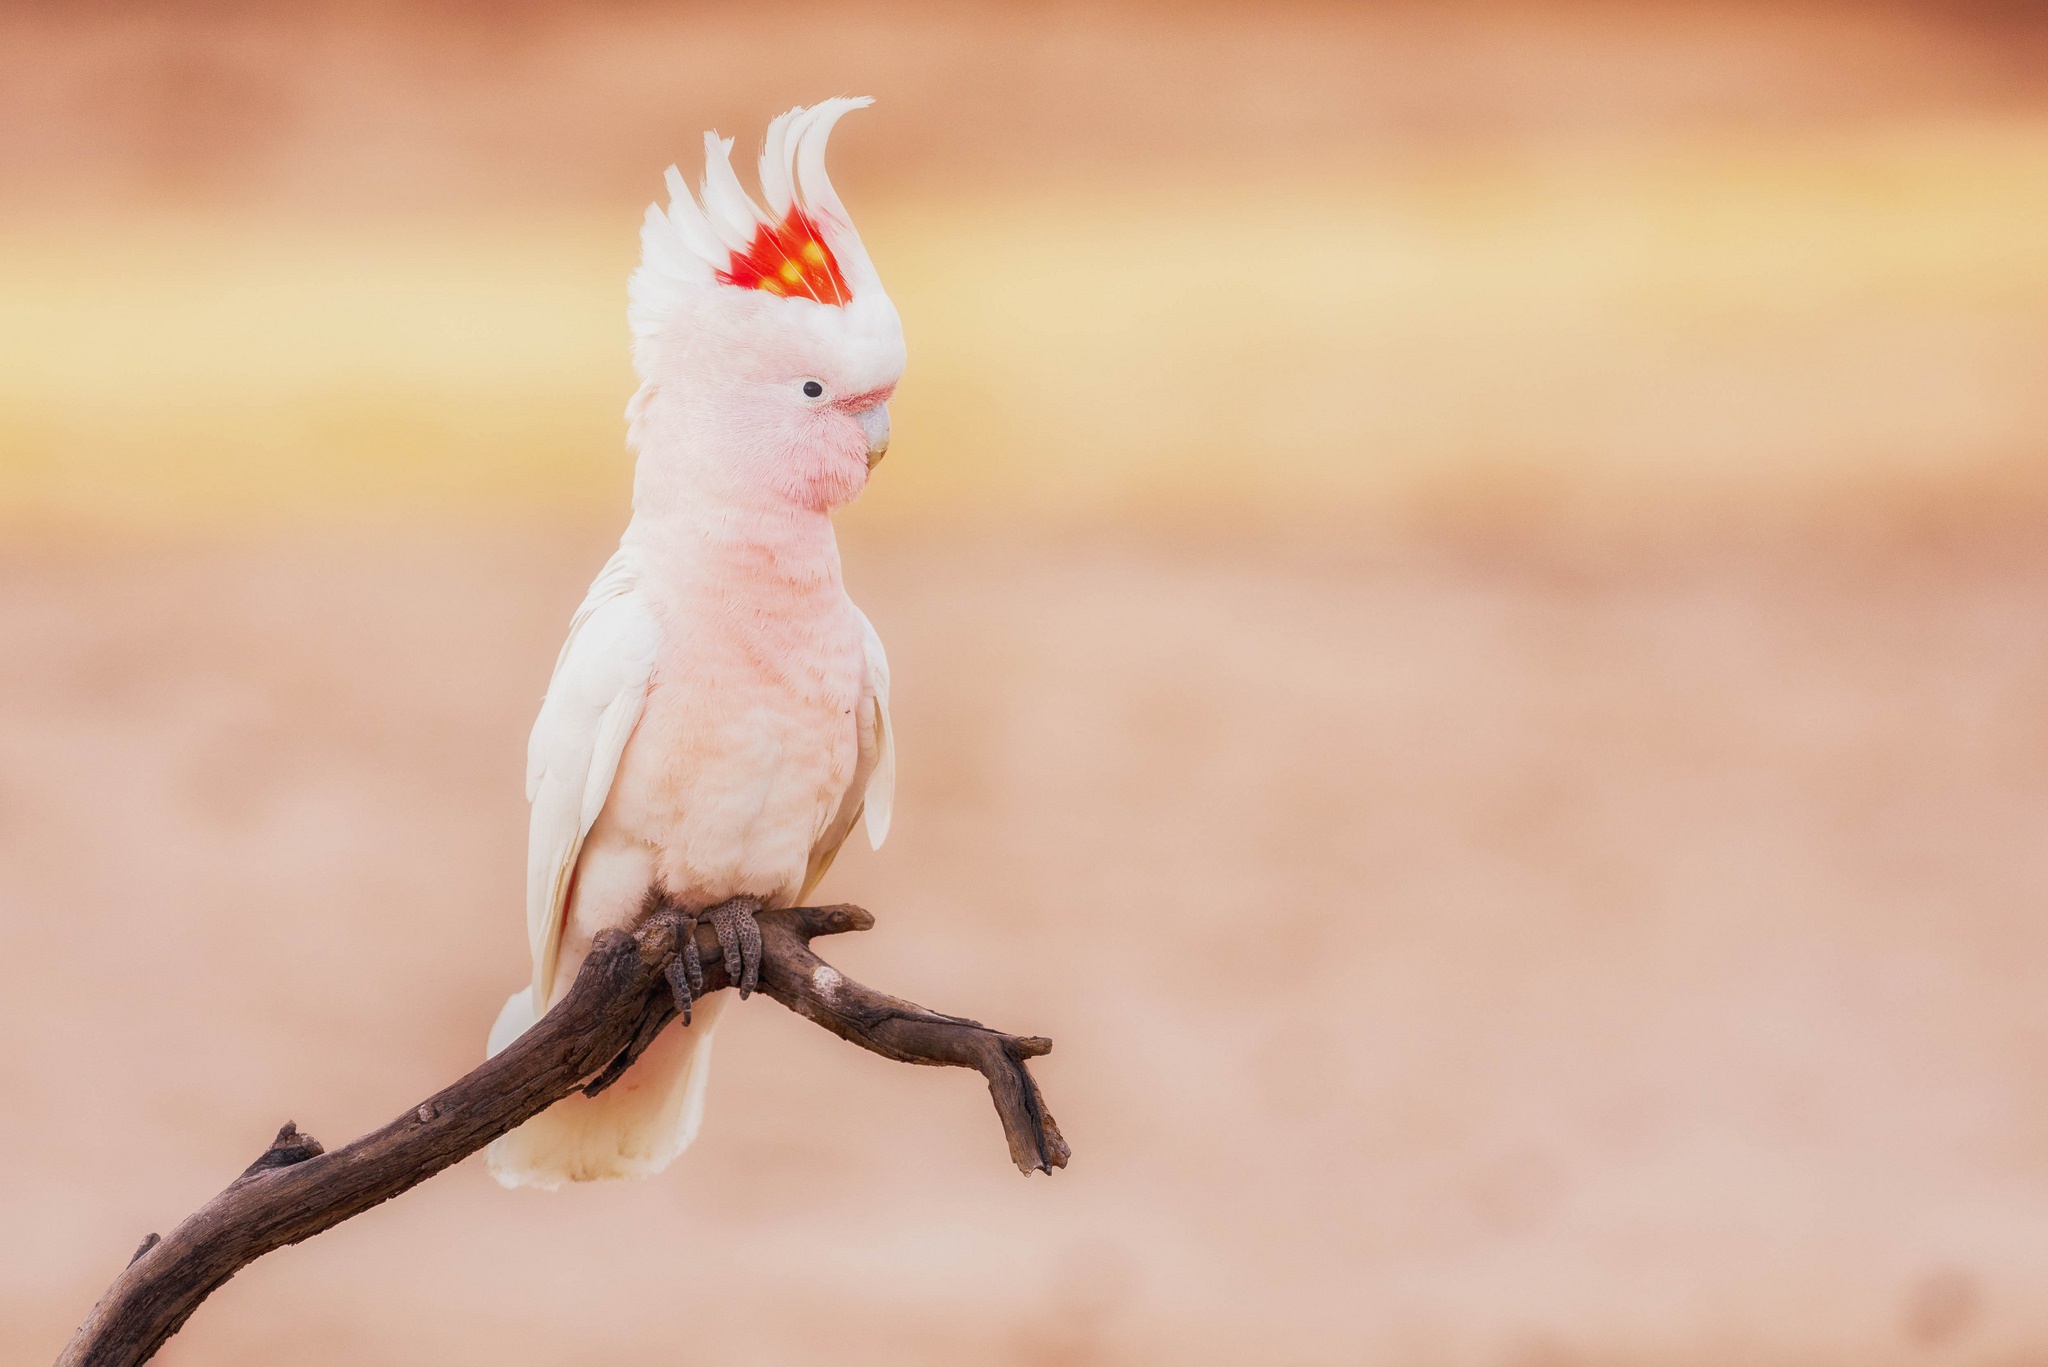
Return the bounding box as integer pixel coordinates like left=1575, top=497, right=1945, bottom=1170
left=759, top=371, right=897, bottom=511
left=723, top=284, right=902, bottom=511
left=625, top=99, right=906, bottom=513
left=633, top=262, right=905, bottom=514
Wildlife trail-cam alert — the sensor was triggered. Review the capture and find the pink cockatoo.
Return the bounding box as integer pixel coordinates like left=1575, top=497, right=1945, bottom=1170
left=484, top=99, right=902, bottom=1189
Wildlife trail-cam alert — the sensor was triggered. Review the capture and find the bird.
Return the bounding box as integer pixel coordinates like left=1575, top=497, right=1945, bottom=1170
left=483, top=99, right=903, bottom=1189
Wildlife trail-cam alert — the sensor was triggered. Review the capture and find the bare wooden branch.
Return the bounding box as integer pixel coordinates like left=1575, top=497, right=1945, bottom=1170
left=57, top=904, right=1066, bottom=1367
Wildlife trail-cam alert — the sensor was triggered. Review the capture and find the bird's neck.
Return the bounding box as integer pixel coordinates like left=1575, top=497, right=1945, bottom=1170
left=622, top=456, right=846, bottom=622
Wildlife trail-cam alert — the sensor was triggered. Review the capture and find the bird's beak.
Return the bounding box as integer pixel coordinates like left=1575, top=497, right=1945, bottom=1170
left=857, top=403, right=891, bottom=471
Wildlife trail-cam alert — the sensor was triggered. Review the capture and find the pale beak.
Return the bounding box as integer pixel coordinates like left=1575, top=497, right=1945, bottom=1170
left=857, top=403, right=891, bottom=471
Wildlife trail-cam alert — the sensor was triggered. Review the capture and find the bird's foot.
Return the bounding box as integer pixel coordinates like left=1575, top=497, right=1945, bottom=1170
left=707, top=895, right=765, bottom=999
left=657, top=895, right=764, bottom=1019
left=662, top=911, right=705, bottom=1025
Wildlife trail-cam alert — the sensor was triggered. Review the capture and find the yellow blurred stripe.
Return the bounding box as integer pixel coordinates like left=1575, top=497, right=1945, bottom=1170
left=0, top=222, right=638, bottom=524
left=3, top=120, right=2046, bottom=530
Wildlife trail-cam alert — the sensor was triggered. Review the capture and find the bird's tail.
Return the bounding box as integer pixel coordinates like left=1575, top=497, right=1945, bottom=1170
left=483, top=990, right=727, bottom=1190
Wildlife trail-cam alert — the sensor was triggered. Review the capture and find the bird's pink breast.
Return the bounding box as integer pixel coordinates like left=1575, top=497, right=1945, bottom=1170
left=601, top=521, right=866, bottom=911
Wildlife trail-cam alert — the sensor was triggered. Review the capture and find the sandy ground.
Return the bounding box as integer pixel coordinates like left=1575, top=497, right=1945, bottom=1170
left=4, top=525, right=2048, bottom=1365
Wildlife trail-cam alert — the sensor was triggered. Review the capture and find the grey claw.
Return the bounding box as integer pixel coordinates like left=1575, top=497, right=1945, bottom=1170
left=681, top=915, right=704, bottom=994
left=663, top=913, right=702, bottom=1024
left=708, top=898, right=763, bottom=999
left=664, top=955, right=694, bottom=1025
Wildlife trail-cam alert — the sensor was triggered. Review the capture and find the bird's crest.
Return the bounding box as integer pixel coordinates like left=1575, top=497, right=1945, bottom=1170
left=630, top=98, right=878, bottom=338
left=718, top=206, right=848, bottom=304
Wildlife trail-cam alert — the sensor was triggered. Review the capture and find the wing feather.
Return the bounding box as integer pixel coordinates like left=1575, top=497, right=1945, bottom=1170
left=524, top=549, right=660, bottom=1011
left=798, top=606, right=895, bottom=902
left=856, top=606, right=895, bottom=849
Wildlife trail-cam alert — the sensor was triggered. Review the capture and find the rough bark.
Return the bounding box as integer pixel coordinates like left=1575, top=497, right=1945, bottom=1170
left=57, top=903, right=1067, bottom=1367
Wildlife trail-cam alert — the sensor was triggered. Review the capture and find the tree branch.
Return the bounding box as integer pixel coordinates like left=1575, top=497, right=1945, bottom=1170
left=57, top=904, right=1067, bottom=1367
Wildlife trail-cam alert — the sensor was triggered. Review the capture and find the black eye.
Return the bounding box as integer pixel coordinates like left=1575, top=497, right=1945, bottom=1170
left=802, top=380, right=824, bottom=399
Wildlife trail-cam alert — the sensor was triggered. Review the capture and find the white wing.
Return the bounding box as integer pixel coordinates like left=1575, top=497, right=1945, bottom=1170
left=524, top=548, right=660, bottom=1011
left=799, top=605, right=895, bottom=901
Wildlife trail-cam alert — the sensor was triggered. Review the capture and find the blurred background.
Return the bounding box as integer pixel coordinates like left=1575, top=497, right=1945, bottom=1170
left=4, top=1, right=2048, bottom=1362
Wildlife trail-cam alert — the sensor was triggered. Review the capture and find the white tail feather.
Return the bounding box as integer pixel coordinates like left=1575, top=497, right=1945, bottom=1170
left=486, top=993, right=728, bottom=1190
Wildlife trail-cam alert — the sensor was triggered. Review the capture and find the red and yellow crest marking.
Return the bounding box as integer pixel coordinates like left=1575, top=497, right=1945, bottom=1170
left=718, top=208, right=850, bottom=305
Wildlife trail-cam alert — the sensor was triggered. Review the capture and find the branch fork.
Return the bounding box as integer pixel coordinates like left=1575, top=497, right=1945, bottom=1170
left=58, top=903, right=1067, bottom=1367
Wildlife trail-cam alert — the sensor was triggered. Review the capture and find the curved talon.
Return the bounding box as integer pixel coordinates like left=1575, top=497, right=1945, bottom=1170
left=664, top=957, right=694, bottom=1025
left=661, top=913, right=701, bottom=1024
left=708, top=897, right=764, bottom=999
left=680, top=914, right=703, bottom=994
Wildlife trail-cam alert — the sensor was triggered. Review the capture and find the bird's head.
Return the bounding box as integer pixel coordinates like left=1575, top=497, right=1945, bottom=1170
left=625, top=98, right=904, bottom=513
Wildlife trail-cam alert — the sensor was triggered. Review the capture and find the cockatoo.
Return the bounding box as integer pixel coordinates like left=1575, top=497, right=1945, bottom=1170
left=483, top=99, right=902, bottom=1189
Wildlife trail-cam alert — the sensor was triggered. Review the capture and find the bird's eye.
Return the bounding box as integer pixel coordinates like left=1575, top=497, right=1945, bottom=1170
left=802, top=380, right=825, bottom=399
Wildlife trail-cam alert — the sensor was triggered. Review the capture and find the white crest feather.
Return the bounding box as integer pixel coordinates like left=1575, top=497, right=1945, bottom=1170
left=627, top=97, right=881, bottom=345
left=793, top=98, right=866, bottom=229
left=757, top=108, right=799, bottom=218
left=699, top=133, right=767, bottom=251
left=662, top=165, right=726, bottom=262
